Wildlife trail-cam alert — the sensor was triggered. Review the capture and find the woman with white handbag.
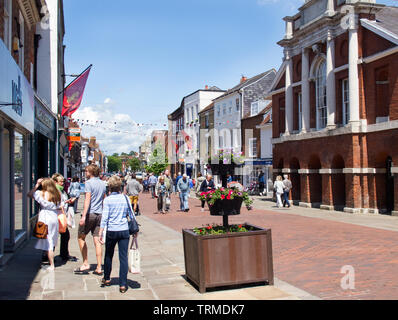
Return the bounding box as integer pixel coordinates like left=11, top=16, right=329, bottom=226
left=99, top=175, right=138, bottom=294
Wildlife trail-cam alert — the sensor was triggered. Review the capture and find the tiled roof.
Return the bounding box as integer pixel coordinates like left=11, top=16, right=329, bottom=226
left=198, top=102, right=214, bottom=115
left=214, top=69, right=276, bottom=101
left=375, top=6, right=398, bottom=38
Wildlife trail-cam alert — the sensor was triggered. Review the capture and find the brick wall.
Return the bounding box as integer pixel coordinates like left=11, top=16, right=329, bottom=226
left=292, top=54, right=301, bottom=84
left=9, top=0, right=36, bottom=83
left=335, top=31, right=348, bottom=68
left=362, top=52, right=398, bottom=124
left=360, top=26, right=395, bottom=58
left=241, top=113, right=263, bottom=158
left=272, top=92, right=285, bottom=138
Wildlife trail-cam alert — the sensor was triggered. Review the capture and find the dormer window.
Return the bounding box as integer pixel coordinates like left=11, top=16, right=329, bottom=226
left=251, top=102, right=259, bottom=117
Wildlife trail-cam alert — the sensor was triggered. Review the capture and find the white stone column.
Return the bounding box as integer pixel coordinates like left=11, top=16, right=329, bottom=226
left=348, top=19, right=360, bottom=125
left=285, top=50, right=294, bottom=135
left=326, top=31, right=336, bottom=129
left=301, top=48, right=310, bottom=133
left=325, top=0, right=335, bottom=16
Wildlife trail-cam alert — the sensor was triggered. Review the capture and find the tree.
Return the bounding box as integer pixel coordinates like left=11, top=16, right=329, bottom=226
left=107, top=156, right=122, bottom=173
left=146, top=142, right=169, bottom=176
left=128, top=157, right=142, bottom=172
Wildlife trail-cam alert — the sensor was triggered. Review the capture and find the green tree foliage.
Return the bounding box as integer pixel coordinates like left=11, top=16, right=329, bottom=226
left=145, top=142, right=169, bottom=175
left=128, top=157, right=142, bottom=172
left=107, top=156, right=122, bottom=173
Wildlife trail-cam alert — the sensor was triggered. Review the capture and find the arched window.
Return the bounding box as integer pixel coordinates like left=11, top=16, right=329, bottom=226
left=316, top=60, right=327, bottom=130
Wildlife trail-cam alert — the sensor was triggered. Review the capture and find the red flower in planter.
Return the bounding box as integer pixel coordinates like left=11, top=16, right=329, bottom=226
left=221, top=195, right=225, bottom=200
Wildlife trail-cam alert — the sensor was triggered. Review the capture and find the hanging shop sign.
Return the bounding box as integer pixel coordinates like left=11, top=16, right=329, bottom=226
left=68, top=128, right=81, bottom=142
left=34, top=96, right=56, bottom=141
left=0, top=39, right=34, bottom=133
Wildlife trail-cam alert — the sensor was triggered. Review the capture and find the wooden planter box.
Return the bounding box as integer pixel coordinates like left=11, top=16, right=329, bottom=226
left=182, top=224, right=274, bottom=293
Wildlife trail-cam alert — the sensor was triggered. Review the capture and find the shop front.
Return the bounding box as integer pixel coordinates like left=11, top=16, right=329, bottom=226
left=242, top=159, right=273, bottom=192
left=0, top=40, right=35, bottom=264
left=32, top=95, right=57, bottom=216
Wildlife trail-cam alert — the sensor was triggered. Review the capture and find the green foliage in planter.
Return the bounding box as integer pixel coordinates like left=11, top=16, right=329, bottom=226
left=193, top=224, right=256, bottom=236
left=199, top=187, right=253, bottom=208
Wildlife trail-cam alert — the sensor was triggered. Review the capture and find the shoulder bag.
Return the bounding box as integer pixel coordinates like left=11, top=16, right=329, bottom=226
left=124, top=195, right=140, bottom=235
left=34, top=221, right=48, bottom=239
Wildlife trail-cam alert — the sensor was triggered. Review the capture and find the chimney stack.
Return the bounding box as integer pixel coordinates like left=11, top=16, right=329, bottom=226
left=240, top=75, right=248, bottom=83
left=205, top=85, right=209, bottom=90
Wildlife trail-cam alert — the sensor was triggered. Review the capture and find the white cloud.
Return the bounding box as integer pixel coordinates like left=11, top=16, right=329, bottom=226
left=74, top=103, right=162, bottom=155
left=103, top=97, right=114, bottom=104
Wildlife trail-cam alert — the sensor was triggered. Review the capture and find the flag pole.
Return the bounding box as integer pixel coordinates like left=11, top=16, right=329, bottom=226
left=58, top=64, right=93, bottom=96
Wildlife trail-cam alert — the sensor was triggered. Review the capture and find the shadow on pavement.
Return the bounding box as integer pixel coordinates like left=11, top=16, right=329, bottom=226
left=0, top=240, right=42, bottom=300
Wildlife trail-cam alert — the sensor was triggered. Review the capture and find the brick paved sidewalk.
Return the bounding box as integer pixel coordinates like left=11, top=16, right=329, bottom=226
left=0, top=196, right=307, bottom=300
left=145, top=192, right=398, bottom=300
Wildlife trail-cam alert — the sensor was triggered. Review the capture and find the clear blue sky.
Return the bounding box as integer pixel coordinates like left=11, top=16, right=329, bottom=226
left=63, top=0, right=397, bottom=154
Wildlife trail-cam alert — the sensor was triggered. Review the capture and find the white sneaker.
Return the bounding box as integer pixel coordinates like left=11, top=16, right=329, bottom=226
left=201, top=208, right=205, bottom=212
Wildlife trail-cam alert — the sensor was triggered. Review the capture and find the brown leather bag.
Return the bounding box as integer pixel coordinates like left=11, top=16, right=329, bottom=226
left=34, top=222, right=48, bottom=239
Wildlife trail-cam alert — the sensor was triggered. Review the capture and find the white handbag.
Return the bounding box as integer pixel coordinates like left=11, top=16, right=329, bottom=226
left=129, top=237, right=141, bottom=274
left=165, top=196, right=171, bottom=206
left=67, top=207, right=75, bottom=229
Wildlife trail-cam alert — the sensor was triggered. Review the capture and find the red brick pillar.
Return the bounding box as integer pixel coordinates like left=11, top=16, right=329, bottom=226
left=321, top=172, right=333, bottom=209
left=361, top=174, right=370, bottom=211
left=345, top=172, right=362, bottom=213
left=368, top=174, right=378, bottom=212
left=300, top=172, right=310, bottom=206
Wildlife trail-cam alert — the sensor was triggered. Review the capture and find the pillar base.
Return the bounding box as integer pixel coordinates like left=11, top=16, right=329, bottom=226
left=326, top=124, right=337, bottom=130
left=392, top=211, right=398, bottom=217
left=344, top=207, right=362, bottom=214
left=299, top=202, right=312, bottom=208
left=320, top=204, right=334, bottom=211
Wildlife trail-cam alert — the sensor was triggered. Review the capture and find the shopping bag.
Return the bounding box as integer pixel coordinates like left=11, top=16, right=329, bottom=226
left=58, top=208, right=68, bottom=234
left=165, top=197, right=171, bottom=206
left=58, top=213, right=67, bottom=234
left=129, top=238, right=141, bottom=274
left=67, top=207, right=75, bottom=229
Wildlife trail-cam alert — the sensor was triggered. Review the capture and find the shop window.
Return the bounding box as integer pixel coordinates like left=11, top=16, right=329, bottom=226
left=14, top=131, right=24, bottom=236
left=251, top=102, right=259, bottom=117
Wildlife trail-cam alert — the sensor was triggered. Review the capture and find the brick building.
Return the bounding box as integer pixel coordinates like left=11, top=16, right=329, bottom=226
left=198, top=102, right=215, bottom=176
left=241, top=103, right=273, bottom=188
left=268, top=0, right=398, bottom=214
left=168, top=105, right=185, bottom=177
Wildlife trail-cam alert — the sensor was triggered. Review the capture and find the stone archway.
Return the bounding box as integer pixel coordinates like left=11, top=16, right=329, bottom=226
left=331, top=154, right=346, bottom=211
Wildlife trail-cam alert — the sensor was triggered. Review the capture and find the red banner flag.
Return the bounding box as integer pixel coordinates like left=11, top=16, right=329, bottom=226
left=62, top=66, right=92, bottom=117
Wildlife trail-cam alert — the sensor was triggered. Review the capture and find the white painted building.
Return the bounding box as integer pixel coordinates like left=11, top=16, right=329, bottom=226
left=182, top=87, right=225, bottom=178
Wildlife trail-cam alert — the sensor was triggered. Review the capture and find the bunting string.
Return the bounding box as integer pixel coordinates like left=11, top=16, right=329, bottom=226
left=72, top=118, right=168, bottom=128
